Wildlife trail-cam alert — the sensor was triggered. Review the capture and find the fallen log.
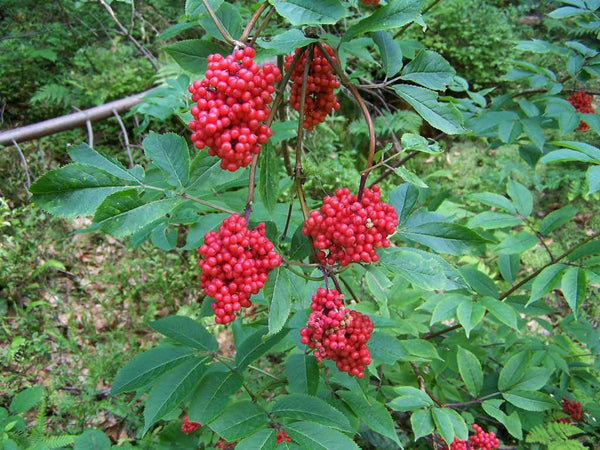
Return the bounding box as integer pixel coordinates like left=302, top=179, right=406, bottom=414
left=0, top=89, right=154, bottom=146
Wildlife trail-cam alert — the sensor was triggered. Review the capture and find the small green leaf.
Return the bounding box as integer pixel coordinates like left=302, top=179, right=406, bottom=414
left=561, top=266, right=586, bottom=318
left=263, top=267, right=291, bottom=336
left=337, top=391, right=401, bottom=446
left=400, top=339, right=441, bottom=361
left=286, top=421, right=360, bottom=450
left=286, top=352, right=319, bottom=396
left=587, top=165, right=600, bottom=195
left=270, top=394, right=351, bottom=431
left=400, top=50, right=455, bottom=90
left=498, top=352, right=529, bottom=391
left=150, top=316, right=219, bottom=352
left=480, top=297, right=518, bottom=330
left=344, top=0, right=424, bottom=41
left=164, top=39, right=226, bottom=73
left=468, top=192, right=516, bottom=214
left=235, top=328, right=289, bottom=370
left=270, top=0, right=347, bottom=26
left=68, top=144, right=141, bottom=182
left=431, top=294, right=470, bottom=325
left=259, top=142, right=279, bottom=214
left=502, top=390, right=557, bottom=411
left=432, top=408, right=454, bottom=444
left=143, top=132, right=190, bottom=188
left=368, top=331, right=407, bottom=365
left=235, top=429, right=276, bottom=450
left=388, top=386, right=434, bottom=411
left=457, top=347, right=483, bottom=396
left=390, top=183, right=418, bottom=226
left=498, top=254, right=520, bottom=284
left=258, top=29, right=317, bottom=54
left=468, top=212, right=522, bottom=230
left=528, top=264, right=567, bottom=305
left=540, top=205, right=577, bottom=235
left=393, top=84, right=464, bottom=135
left=209, top=401, right=269, bottom=441
left=459, top=266, right=499, bottom=298
left=144, top=357, right=208, bottom=433
left=394, top=166, right=428, bottom=188
left=494, top=232, right=538, bottom=255
left=73, top=429, right=111, bottom=450
left=185, top=0, right=223, bottom=16
left=547, top=140, right=600, bottom=162
left=372, top=31, right=403, bottom=77
left=401, top=222, right=488, bottom=255
left=456, top=300, right=486, bottom=338
left=507, top=179, right=533, bottom=217
left=410, top=409, right=434, bottom=441
left=111, top=345, right=196, bottom=395
left=10, top=386, right=44, bottom=414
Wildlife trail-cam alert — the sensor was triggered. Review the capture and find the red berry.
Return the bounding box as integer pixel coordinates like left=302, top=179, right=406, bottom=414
left=198, top=214, right=282, bottom=324
left=285, top=44, right=341, bottom=130
left=567, top=90, right=595, bottom=131
left=215, top=438, right=235, bottom=449
left=302, top=185, right=398, bottom=266
left=561, top=396, right=582, bottom=421
left=188, top=48, right=282, bottom=171
left=360, top=0, right=380, bottom=4
left=468, top=424, right=499, bottom=450
left=300, top=288, right=373, bottom=378
left=180, top=416, right=201, bottom=434
left=276, top=430, right=291, bottom=445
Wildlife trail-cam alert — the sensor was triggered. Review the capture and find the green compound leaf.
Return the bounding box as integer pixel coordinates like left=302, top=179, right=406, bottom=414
left=457, top=346, right=483, bottom=396
left=111, top=345, right=196, bottom=395
left=30, top=163, right=131, bottom=218
left=392, top=84, right=464, bottom=135
left=337, top=391, right=401, bottom=447
left=286, top=421, right=360, bottom=450
left=143, top=132, right=190, bottom=189
left=143, top=357, right=209, bottom=433
left=269, top=394, right=351, bottom=431
left=503, top=390, right=557, bottom=412
left=93, top=190, right=182, bottom=239
left=286, top=352, right=319, bottom=396
left=149, top=315, right=219, bottom=352
left=400, top=50, right=455, bottom=91
left=188, top=363, right=244, bottom=423
left=270, top=0, right=347, bottom=26
left=209, top=401, right=269, bottom=441
left=344, top=0, right=424, bottom=41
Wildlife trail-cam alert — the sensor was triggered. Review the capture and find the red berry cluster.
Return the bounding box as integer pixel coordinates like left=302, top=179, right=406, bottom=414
left=361, top=0, right=380, bottom=4
left=276, top=430, right=291, bottom=445
left=181, top=416, right=201, bottom=434
left=302, top=185, right=398, bottom=266
left=441, top=424, right=499, bottom=450
left=285, top=44, right=341, bottom=130
left=561, top=397, right=582, bottom=421
left=215, top=438, right=235, bottom=449
left=198, top=214, right=281, bottom=324
left=188, top=47, right=282, bottom=171
left=300, top=288, right=373, bottom=378
left=567, top=90, right=595, bottom=131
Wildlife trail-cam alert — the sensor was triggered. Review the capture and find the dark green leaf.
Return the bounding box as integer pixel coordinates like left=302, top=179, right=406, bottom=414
left=286, top=352, right=319, bottom=396
left=164, top=39, right=226, bottom=73
left=400, top=339, right=441, bottom=361
left=539, top=205, right=577, bottom=235
left=337, top=391, right=401, bottom=446
left=270, top=394, right=351, bottom=431
left=344, top=0, right=424, bottom=41
left=143, top=132, right=190, bottom=189
left=512, top=368, right=552, bottom=391
left=209, top=401, right=269, bottom=441
left=144, top=357, right=208, bottom=432
left=587, top=165, right=600, bottom=195
left=401, top=222, right=488, bottom=255
left=235, top=328, right=289, bottom=370
left=68, top=144, right=141, bottom=182
left=185, top=0, right=223, bottom=16
left=286, top=421, right=360, bottom=450
left=545, top=141, right=600, bottom=162
left=30, top=164, right=129, bottom=218
left=388, top=386, right=434, bottom=411
left=498, top=254, right=520, bottom=284
left=270, top=0, right=347, bottom=26
left=522, top=118, right=545, bottom=148
left=258, top=29, right=316, bottom=54
left=459, top=266, right=499, bottom=298
left=498, top=352, right=529, bottom=391
left=258, top=142, right=279, bottom=215
left=502, top=390, right=557, bottom=411
left=372, top=31, right=403, bottom=77
left=432, top=408, right=454, bottom=445
left=468, top=212, right=522, bottom=230
left=457, top=346, right=483, bottom=396
left=390, top=183, right=419, bottom=226
left=9, top=386, right=44, bottom=414
left=494, top=232, right=538, bottom=255
left=468, top=192, right=516, bottom=214
left=200, top=2, right=242, bottom=43
left=528, top=264, right=567, bottom=305
left=111, top=345, right=196, bottom=395
left=188, top=364, right=243, bottom=423
left=400, top=50, right=455, bottom=90
left=368, top=331, right=407, bottom=365
left=393, top=84, right=464, bottom=135
left=431, top=294, right=470, bottom=325
left=410, top=409, right=434, bottom=441
left=561, top=267, right=586, bottom=318
left=183, top=213, right=228, bottom=250
left=93, top=190, right=182, bottom=239
left=150, top=316, right=218, bottom=352
left=235, top=429, right=276, bottom=450
left=73, top=429, right=111, bottom=450
left=480, top=297, right=518, bottom=329
left=456, top=300, right=486, bottom=338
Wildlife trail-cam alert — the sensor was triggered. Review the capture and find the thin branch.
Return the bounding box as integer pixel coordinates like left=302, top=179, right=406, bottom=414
left=12, top=140, right=31, bottom=188
left=244, top=154, right=259, bottom=221
left=411, top=362, right=444, bottom=407
left=369, top=150, right=419, bottom=186
left=181, top=193, right=237, bottom=215
left=112, top=109, right=133, bottom=169
left=201, top=0, right=236, bottom=46
left=248, top=5, right=276, bottom=48
left=240, top=1, right=269, bottom=44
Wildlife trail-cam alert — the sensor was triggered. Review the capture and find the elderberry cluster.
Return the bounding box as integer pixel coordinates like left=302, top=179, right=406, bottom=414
left=302, top=185, right=398, bottom=266
left=180, top=417, right=201, bottom=435
left=361, top=0, right=380, bottom=4
left=561, top=397, right=582, bottom=421
left=215, top=438, right=235, bottom=449
left=276, top=430, right=291, bottom=445
left=567, top=90, right=595, bottom=131
left=300, top=288, right=373, bottom=378
left=188, top=47, right=282, bottom=171
left=442, top=424, right=499, bottom=450
left=285, top=44, right=341, bottom=130
left=197, top=214, right=281, bottom=324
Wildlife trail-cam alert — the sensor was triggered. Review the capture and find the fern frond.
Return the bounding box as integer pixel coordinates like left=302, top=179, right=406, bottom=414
left=526, top=421, right=584, bottom=446
left=30, top=84, right=73, bottom=107
left=30, top=434, right=77, bottom=449
left=29, top=395, right=46, bottom=442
